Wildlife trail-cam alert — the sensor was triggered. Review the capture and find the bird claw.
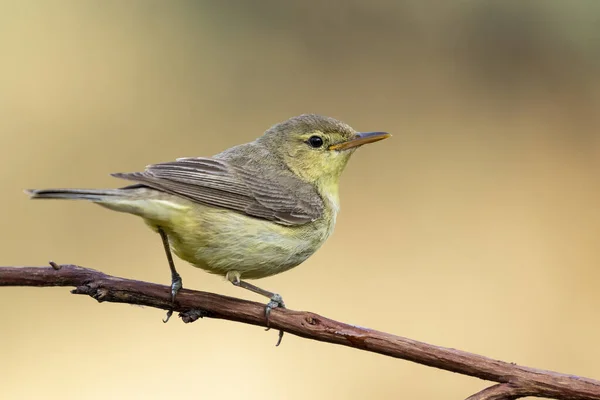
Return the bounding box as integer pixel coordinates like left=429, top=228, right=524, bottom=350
left=275, top=329, right=284, bottom=347
left=264, top=294, right=285, bottom=346
left=163, top=273, right=182, bottom=323
left=163, top=309, right=173, bottom=323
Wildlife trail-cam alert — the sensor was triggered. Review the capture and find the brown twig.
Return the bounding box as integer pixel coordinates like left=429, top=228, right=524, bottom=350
left=466, top=384, right=534, bottom=400
left=1, top=264, right=599, bottom=400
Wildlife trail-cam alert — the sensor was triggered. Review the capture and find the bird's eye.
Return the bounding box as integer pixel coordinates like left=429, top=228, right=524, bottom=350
left=307, top=135, right=324, bottom=148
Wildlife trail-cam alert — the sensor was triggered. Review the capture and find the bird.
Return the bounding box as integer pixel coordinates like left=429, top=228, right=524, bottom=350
left=26, top=114, right=390, bottom=343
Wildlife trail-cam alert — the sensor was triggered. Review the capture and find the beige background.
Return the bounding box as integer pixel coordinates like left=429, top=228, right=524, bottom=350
left=1, top=1, right=599, bottom=399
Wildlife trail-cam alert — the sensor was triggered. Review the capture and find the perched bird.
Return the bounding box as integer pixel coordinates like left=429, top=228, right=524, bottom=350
left=26, top=114, right=390, bottom=343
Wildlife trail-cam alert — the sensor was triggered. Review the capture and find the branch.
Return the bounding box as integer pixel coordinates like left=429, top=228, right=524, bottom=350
left=465, top=384, right=534, bottom=400
left=1, top=265, right=599, bottom=400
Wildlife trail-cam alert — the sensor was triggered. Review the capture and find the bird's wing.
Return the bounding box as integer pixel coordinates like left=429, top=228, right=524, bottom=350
left=112, top=157, right=324, bottom=226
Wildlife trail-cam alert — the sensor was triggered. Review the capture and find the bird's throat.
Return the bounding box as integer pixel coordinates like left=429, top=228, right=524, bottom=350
left=316, top=178, right=341, bottom=215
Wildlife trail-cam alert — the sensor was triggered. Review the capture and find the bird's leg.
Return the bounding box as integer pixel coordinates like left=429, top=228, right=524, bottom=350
left=158, top=227, right=183, bottom=323
left=230, top=277, right=286, bottom=320
left=227, top=273, right=285, bottom=346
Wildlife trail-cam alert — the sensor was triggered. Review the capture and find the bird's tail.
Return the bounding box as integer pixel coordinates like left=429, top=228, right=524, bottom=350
left=25, top=186, right=181, bottom=222
left=25, top=188, right=126, bottom=202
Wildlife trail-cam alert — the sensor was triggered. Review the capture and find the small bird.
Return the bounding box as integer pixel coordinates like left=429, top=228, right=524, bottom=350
left=27, top=114, right=390, bottom=342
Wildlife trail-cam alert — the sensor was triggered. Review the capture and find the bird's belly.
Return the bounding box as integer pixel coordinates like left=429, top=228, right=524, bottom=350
left=154, top=204, right=332, bottom=280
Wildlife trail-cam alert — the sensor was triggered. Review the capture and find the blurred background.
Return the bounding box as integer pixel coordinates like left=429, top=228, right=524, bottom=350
left=1, top=1, right=599, bottom=399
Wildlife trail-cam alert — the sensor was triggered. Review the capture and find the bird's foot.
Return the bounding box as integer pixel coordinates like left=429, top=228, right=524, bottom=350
left=170, top=271, right=183, bottom=302
left=163, top=272, right=183, bottom=323
left=265, top=294, right=286, bottom=346
left=265, top=293, right=286, bottom=322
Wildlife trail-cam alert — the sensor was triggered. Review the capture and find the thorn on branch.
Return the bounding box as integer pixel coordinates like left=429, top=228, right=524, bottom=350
left=49, top=261, right=62, bottom=270
left=71, top=286, right=89, bottom=295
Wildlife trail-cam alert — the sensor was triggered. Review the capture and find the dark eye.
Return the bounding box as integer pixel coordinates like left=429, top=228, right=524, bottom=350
left=307, top=135, right=324, bottom=148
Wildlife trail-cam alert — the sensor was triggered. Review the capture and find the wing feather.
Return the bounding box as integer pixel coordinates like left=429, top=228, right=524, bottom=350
left=113, top=156, right=323, bottom=226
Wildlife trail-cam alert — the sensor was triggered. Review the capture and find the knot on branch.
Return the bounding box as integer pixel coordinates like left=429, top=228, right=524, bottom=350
left=303, top=314, right=321, bottom=326
left=71, top=282, right=109, bottom=302
left=180, top=309, right=208, bottom=323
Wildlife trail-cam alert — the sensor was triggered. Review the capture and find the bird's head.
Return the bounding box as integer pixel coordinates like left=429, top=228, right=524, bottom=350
left=258, top=114, right=390, bottom=186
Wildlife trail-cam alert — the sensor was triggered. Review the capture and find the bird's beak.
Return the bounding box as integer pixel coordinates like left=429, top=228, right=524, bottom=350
left=329, top=131, right=391, bottom=151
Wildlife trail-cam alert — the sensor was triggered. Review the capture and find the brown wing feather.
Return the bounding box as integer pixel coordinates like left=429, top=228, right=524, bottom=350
left=112, top=157, right=323, bottom=226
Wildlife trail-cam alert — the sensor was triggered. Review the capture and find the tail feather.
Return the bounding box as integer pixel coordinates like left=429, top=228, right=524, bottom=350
left=25, top=188, right=125, bottom=201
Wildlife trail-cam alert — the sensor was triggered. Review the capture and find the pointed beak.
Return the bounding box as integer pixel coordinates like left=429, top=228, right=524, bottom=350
left=328, top=131, right=391, bottom=151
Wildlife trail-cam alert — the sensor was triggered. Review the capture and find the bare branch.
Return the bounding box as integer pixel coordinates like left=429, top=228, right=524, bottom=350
left=465, top=383, right=533, bottom=400
left=1, top=264, right=599, bottom=400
